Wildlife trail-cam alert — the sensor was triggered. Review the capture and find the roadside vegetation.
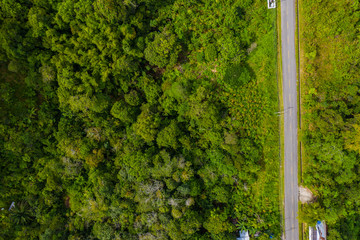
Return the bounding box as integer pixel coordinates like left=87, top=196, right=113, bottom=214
left=0, top=0, right=280, bottom=239
left=299, top=0, right=360, bottom=239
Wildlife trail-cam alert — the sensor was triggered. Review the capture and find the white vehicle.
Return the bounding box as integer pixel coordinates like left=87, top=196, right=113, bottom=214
left=268, top=0, right=276, bottom=9
left=309, top=221, right=327, bottom=240
left=237, top=230, right=250, bottom=240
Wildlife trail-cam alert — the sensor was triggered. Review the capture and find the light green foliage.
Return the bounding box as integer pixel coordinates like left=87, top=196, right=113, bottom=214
left=180, top=211, right=201, bottom=235
left=140, top=76, right=161, bottom=104
left=203, top=209, right=234, bottom=234
left=28, top=6, right=48, bottom=37
left=110, top=100, right=136, bottom=124
left=124, top=90, right=141, bottom=106
left=204, top=43, right=217, bottom=62
left=301, top=0, right=360, bottom=236
left=144, top=30, right=181, bottom=68
left=133, top=104, right=160, bottom=142
left=211, top=185, right=230, bottom=203
left=343, top=117, right=360, bottom=155
left=224, top=131, right=238, bottom=145
left=171, top=208, right=182, bottom=219
left=94, top=0, right=126, bottom=23
left=39, top=65, right=55, bottom=83
left=67, top=94, right=109, bottom=113
left=167, top=82, right=187, bottom=100
left=156, top=121, right=180, bottom=149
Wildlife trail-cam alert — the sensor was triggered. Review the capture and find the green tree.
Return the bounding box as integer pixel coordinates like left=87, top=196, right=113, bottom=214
left=203, top=209, right=234, bottom=234
left=9, top=202, right=34, bottom=226
left=133, top=104, right=160, bottom=142
left=145, top=30, right=181, bottom=68
left=110, top=100, right=136, bottom=124
left=156, top=120, right=180, bottom=149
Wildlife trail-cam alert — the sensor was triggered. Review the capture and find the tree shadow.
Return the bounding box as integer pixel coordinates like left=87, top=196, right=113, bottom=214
left=223, top=62, right=256, bottom=89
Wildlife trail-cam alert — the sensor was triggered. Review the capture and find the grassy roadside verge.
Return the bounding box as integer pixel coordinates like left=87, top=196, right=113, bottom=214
left=228, top=3, right=282, bottom=237
left=295, top=0, right=301, bottom=182
left=295, top=0, right=305, bottom=238
left=276, top=4, right=285, bottom=238
left=297, top=0, right=306, bottom=187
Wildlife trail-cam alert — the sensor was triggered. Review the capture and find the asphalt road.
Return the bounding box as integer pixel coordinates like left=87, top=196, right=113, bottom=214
left=281, top=0, right=299, bottom=239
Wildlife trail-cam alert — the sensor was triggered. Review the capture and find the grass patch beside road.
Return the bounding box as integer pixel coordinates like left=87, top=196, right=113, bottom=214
left=276, top=3, right=285, bottom=236
left=296, top=0, right=305, bottom=238
left=219, top=2, right=282, bottom=237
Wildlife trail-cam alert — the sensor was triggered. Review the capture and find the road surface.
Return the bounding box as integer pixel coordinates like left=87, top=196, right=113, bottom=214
left=281, top=0, right=299, bottom=239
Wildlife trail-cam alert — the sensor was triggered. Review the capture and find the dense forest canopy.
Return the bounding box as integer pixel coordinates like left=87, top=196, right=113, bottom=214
left=0, top=0, right=280, bottom=239
left=300, top=0, right=360, bottom=239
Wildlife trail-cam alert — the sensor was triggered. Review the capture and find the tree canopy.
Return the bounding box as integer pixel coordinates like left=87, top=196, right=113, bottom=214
left=0, top=0, right=280, bottom=239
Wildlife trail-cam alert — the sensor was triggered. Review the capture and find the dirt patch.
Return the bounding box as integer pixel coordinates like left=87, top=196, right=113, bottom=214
left=247, top=42, right=257, bottom=54
left=0, top=63, right=24, bottom=84
left=65, top=196, right=70, bottom=208
left=299, top=186, right=315, bottom=204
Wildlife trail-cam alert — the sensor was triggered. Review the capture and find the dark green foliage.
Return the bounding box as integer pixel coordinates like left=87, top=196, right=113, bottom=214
left=224, top=63, right=252, bottom=88
left=9, top=202, right=34, bottom=226
left=0, top=0, right=280, bottom=239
